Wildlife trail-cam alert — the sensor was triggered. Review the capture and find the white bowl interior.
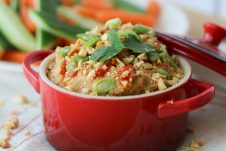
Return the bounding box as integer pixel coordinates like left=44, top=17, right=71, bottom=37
left=40, top=53, right=191, bottom=100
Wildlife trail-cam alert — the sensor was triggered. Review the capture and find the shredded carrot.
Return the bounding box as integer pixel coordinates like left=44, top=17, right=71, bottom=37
left=96, top=9, right=156, bottom=27
left=61, top=0, right=75, bottom=6
left=2, top=51, right=27, bottom=63
left=81, top=0, right=111, bottom=9
left=20, top=0, right=36, bottom=33
left=147, top=0, right=161, bottom=19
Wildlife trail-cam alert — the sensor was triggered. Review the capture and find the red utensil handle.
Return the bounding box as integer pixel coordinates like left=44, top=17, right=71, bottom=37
left=203, top=22, right=226, bottom=46
left=23, top=50, right=53, bottom=93
left=158, top=79, right=215, bottom=119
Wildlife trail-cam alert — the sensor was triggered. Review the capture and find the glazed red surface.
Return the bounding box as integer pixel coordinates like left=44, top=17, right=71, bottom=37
left=23, top=50, right=214, bottom=151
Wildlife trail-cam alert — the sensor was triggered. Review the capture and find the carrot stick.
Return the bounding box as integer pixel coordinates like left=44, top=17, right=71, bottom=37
left=75, top=6, right=97, bottom=18
left=0, top=51, right=5, bottom=60
left=58, top=15, right=76, bottom=25
left=96, top=9, right=156, bottom=27
left=3, top=0, right=10, bottom=4
left=3, top=50, right=27, bottom=63
left=147, top=0, right=161, bottom=19
left=81, top=0, right=111, bottom=9
left=61, top=0, right=74, bottom=6
left=20, top=0, right=36, bottom=33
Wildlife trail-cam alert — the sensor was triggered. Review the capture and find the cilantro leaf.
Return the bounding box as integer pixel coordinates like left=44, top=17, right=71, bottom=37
left=123, top=35, right=157, bottom=53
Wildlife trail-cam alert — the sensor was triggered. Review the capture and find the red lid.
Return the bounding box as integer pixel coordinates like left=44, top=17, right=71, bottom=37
left=157, top=23, right=226, bottom=76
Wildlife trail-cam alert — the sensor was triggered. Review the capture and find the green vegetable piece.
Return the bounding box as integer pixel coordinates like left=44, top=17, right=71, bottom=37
left=29, top=10, right=87, bottom=40
left=155, top=68, right=172, bottom=78
left=0, top=2, right=35, bottom=52
left=105, top=18, right=122, bottom=29
left=147, top=51, right=158, bottom=62
left=36, top=0, right=58, bottom=49
left=77, top=34, right=97, bottom=41
left=0, top=31, right=10, bottom=51
left=167, top=58, right=178, bottom=69
left=93, top=77, right=116, bottom=95
left=59, top=46, right=71, bottom=57
left=112, top=0, right=144, bottom=13
left=107, top=28, right=124, bottom=48
left=132, top=24, right=150, bottom=34
left=10, top=0, right=19, bottom=12
left=89, top=46, right=108, bottom=61
left=71, top=55, right=89, bottom=64
left=66, top=64, right=76, bottom=72
left=118, top=30, right=138, bottom=38
left=58, top=6, right=103, bottom=29
left=123, top=35, right=156, bottom=53
left=90, top=29, right=124, bottom=62
left=82, top=36, right=100, bottom=48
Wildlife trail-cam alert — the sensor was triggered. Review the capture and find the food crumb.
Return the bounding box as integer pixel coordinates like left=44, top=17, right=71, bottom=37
left=10, top=111, right=18, bottom=115
left=0, top=139, right=10, bottom=149
left=23, top=129, right=31, bottom=136
left=0, top=99, right=4, bottom=108
left=186, top=127, right=195, bottom=134
left=14, top=95, right=29, bottom=104
left=4, top=116, right=19, bottom=129
left=180, top=138, right=205, bottom=151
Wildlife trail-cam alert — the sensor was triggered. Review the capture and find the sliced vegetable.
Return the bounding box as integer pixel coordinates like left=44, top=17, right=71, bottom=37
left=82, top=0, right=111, bottom=9
left=123, top=35, right=156, bottom=53
left=82, top=36, right=100, bottom=48
left=132, top=24, right=150, bottom=34
left=104, top=18, right=121, bottom=29
left=58, top=6, right=103, bottom=29
left=66, top=64, right=76, bottom=72
left=154, top=68, right=172, bottom=78
left=20, top=0, right=36, bottom=33
left=77, top=34, right=98, bottom=41
left=2, top=50, right=27, bottom=63
left=10, top=0, right=20, bottom=12
left=71, top=55, right=89, bottom=63
left=93, top=77, right=116, bottom=95
left=147, top=0, right=161, bottom=18
left=29, top=10, right=87, bottom=40
left=59, top=46, right=71, bottom=56
left=147, top=51, right=158, bottom=62
left=0, top=31, right=10, bottom=51
left=96, top=9, right=155, bottom=27
left=112, top=0, right=144, bottom=13
left=75, top=6, right=97, bottom=18
left=0, top=2, right=35, bottom=52
left=36, top=0, right=58, bottom=49
left=167, top=58, right=178, bottom=69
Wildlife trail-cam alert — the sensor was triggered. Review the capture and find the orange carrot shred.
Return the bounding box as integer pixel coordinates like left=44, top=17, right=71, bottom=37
left=2, top=51, right=27, bottom=63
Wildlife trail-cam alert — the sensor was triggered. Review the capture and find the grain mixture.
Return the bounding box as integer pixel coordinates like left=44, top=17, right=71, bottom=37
left=47, top=18, right=184, bottom=96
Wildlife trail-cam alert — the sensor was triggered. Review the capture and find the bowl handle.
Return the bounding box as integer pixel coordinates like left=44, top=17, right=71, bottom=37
left=203, top=22, right=226, bottom=46
left=23, top=50, right=53, bottom=93
left=157, top=79, right=215, bottom=119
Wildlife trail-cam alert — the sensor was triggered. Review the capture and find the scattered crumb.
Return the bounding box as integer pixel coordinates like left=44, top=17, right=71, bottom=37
left=0, top=99, right=4, bottom=108
left=0, top=139, right=10, bottom=149
left=167, top=99, right=174, bottom=104
left=14, top=95, right=29, bottom=105
left=10, top=111, right=18, bottom=115
left=186, top=127, right=195, bottom=134
left=180, top=138, right=205, bottom=151
left=4, top=116, right=19, bottom=130
left=23, top=129, right=31, bottom=136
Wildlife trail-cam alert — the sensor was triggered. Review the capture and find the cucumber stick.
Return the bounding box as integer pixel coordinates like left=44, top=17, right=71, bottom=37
left=29, top=10, right=87, bottom=40
left=0, top=32, right=9, bottom=51
left=36, top=0, right=58, bottom=49
left=57, top=6, right=103, bottom=29
left=0, top=2, right=35, bottom=52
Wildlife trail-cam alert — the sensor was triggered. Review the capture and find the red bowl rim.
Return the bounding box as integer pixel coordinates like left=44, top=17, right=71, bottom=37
left=39, top=53, right=192, bottom=101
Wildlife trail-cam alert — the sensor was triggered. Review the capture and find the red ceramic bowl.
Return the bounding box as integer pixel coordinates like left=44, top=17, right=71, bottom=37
left=23, top=50, right=214, bottom=151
